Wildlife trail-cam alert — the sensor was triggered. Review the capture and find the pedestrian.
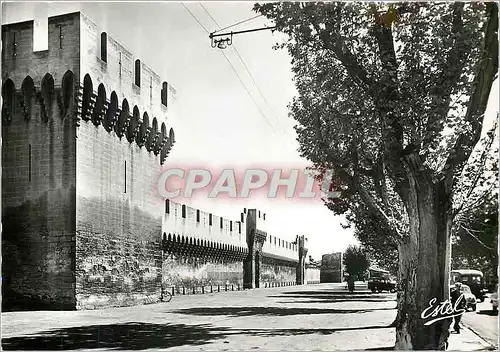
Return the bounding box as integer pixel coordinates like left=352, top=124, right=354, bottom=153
left=450, top=282, right=466, bottom=333
left=348, top=275, right=355, bottom=293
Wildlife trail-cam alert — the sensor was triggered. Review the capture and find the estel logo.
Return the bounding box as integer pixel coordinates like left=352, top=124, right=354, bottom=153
left=420, top=294, right=467, bottom=326
left=157, top=167, right=341, bottom=200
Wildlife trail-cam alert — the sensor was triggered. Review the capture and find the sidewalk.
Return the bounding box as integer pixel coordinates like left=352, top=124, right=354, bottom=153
left=448, top=324, right=497, bottom=351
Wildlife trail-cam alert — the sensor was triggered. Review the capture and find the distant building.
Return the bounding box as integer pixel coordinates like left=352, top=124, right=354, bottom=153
left=320, top=252, right=343, bottom=283
left=305, top=255, right=321, bottom=284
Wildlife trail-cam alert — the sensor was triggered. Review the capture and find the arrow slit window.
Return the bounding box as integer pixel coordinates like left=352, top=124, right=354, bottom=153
left=100, top=32, right=107, bottom=63
left=135, top=59, right=141, bottom=87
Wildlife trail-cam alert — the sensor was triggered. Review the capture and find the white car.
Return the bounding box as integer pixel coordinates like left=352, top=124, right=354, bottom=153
left=490, top=284, right=498, bottom=312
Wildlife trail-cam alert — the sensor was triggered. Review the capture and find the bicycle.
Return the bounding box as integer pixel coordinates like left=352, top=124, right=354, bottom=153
left=161, top=288, right=173, bottom=302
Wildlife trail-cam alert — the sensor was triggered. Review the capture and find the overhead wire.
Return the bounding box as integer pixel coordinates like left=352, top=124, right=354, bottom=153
left=212, top=14, right=263, bottom=34
left=182, top=3, right=277, bottom=134
left=181, top=3, right=211, bottom=33
left=199, top=3, right=285, bottom=135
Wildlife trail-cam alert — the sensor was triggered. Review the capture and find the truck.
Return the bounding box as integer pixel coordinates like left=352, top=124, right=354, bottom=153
left=367, top=267, right=396, bottom=293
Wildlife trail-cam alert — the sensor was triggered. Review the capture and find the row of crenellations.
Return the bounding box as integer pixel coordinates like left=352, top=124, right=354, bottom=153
left=162, top=200, right=300, bottom=261
left=163, top=201, right=246, bottom=249
left=2, top=12, right=176, bottom=121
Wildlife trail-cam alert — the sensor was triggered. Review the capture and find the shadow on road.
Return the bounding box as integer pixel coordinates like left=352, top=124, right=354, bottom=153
left=1, top=323, right=395, bottom=350
left=269, top=291, right=396, bottom=304
left=278, top=290, right=378, bottom=296
left=1, top=322, right=231, bottom=350
left=276, top=291, right=395, bottom=298
left=172, top=306, right=395, bottom=317
left=476, top=310, right=499, bottom=316
left=235, top=325, right=393, bottom=336
left=271, top=296, right=395, bottom=303
left=275, top=300, right=397, bottom=305
left=351, top=346, right=395, bottom=350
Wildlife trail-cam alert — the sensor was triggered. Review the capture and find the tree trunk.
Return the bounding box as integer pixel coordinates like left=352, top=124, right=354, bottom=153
left=395, top=171, right=454, bottom=350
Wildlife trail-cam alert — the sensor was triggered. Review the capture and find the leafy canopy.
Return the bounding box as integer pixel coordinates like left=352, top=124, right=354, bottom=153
left=254, top=2, right=497, bottom=241
left=343, top=245, right=370, bottom=279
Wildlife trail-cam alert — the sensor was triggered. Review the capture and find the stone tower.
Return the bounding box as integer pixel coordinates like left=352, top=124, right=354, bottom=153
left=2, top=12, right=176, bottom=310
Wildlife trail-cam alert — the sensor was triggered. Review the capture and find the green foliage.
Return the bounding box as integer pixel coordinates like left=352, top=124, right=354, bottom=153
left=343, top=245, right=370, bottom=279
left=254, top=1, right=497, bottom=249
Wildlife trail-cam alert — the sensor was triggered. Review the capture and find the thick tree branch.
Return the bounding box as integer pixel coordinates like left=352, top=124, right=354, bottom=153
left=314, top=118, right=404, bottom=240
left=311, top=63, right=405, bottom=242
left=307, top=17, right=376, bottom=98
left=453, top=122, right=498, bottom=216
left=443, top=3, right=499, bottom=179
left=458, top=223, right=497, bottom=251
left=422, top=3, right=468, bottom=150
left=371, top=11, right=409, bottom=199
left=322, top=145, right=405, bottom=241
left=373, top=160, right=391, bottom=211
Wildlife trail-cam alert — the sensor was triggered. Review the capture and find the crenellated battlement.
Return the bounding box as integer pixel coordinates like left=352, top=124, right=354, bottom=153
left=163, top=200, right=248, bottom=253
left=76, top=72, right=175, bottom=164
left=1, top=71, right=176, bottom=165
left=262, top=233, right=299, bottom=262
left=240, top=207, right=299, bottom=261
left=2, top=12, right=177, bottom=165
left=162, top=200, right=300, bottom=263
left=2, top=13, right=80, bottom=85
left=2, top=12, right=177, bottom=117
left=79, top=12, right=177, bottom=122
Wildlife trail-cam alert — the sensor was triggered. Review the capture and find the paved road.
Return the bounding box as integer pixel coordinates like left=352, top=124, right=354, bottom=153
left=462, top=294, right=499, bottom=348
left=2, top=283, right=398, bottom=351
left=3, top=283, right=495, bottom=351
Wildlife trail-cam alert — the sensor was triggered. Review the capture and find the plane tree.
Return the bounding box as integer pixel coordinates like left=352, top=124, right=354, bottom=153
left=254, top=2, right=498, bottom=349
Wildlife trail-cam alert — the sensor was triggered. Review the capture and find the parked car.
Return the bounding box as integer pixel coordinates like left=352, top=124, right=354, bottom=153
left=368, top=277, right=396, bottom=293
left=451, top=269, right=487, bottom=302
left=459, top=284, right=477, bottom=311
left=490, top=284, right=498, bottom=312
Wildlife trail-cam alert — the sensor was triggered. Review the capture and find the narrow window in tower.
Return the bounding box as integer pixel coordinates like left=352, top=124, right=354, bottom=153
left=165, top=199, right=170, bottom=214
left=33, top=13, right=48, bottom=52
left=209, top=214, right=212, bottom=226
left=13, top=33, right=17, bottom=57
left=150, top=77, right=153, bottom=101
left=124, top=160, right=127, bottom=193
left=101, top=32, right=107, bottom=63
left=196, top=209, right=200, bottom=222
left=161, top=82, right=168, bottom=107
left=182, top=205, right=186, bottom=218
left=220, top=217, right=223, bottom=229
left=230, top=221, right=233, bottom=232
left=28, top=144, right=32, bottom=182
left=119, top=52, right=122, bottom=76
left=58, top=24, right=63, bottom=49
left=135, top=59, right=141, bottom=87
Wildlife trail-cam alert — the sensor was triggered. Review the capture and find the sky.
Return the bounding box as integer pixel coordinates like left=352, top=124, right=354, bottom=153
left=2, top=2, right=498, bottom=261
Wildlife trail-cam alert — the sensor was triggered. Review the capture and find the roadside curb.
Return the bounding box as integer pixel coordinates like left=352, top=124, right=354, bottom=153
left=462, top=323, right=498, bottom=351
